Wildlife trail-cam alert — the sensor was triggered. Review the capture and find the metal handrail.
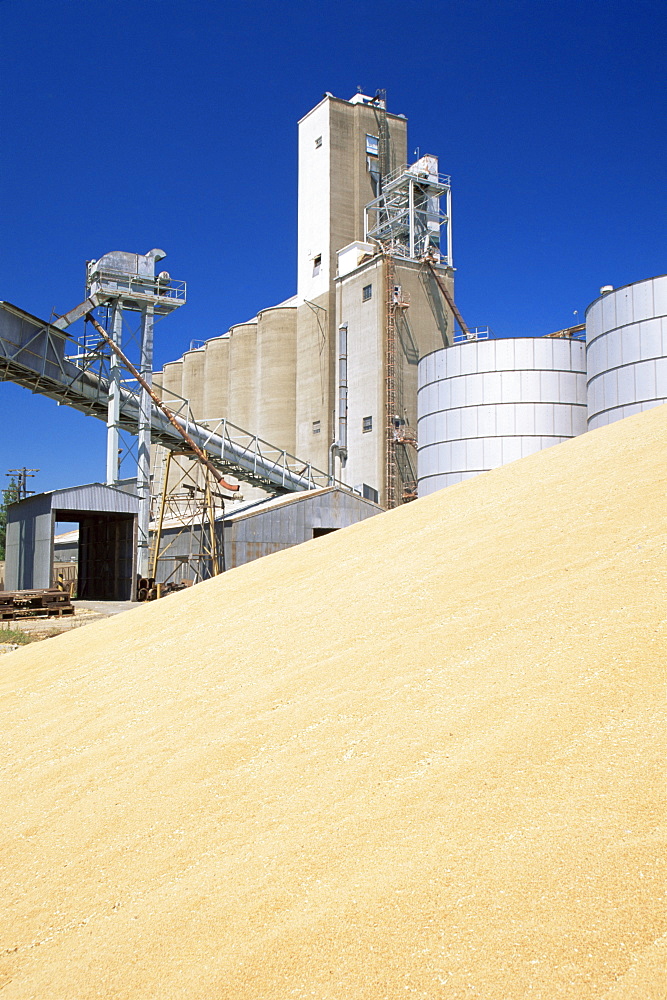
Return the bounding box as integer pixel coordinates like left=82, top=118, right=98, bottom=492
left=453, top=327, right=491, bottom=344
left=0, top=301, right=354, bottom=497
left=381, top=162, right=451, bottom=189
left=88, top=268, right=187, bottom=304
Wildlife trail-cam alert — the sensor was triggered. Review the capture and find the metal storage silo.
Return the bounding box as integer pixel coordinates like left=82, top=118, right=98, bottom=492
left=417, top=337, right=587, bottom=496
left=181, top=347, right=206, bottom=419
left=256, top=305, right=297, bottom=453
left=228, top=321, right=258, bottom=432
left=586, top=274, right=667, bottom=429
left=203, top=333, right=230, bottom=420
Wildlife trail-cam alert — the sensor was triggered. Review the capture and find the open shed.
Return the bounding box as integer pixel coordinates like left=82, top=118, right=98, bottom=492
left=5, top=484, right=139, bottom=600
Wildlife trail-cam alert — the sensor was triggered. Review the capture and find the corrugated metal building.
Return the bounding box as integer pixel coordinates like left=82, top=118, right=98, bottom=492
left=154, top=486, right=382, bottom=584
left=223, top=486, right=382, bottom=570
left=5, top=484, right=139, bottom=599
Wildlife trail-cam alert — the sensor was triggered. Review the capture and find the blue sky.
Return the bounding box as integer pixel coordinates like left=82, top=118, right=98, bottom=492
left=1, top=0, right=665, bottom=494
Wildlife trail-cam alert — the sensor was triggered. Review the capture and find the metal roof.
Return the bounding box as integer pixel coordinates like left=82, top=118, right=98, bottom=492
left=222, top=486, right=381, bottom=524
left=9, top=482, right=140, bottom=515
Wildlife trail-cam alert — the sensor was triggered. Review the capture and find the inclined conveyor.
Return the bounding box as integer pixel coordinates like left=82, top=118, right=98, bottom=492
left=0, top=301, right=334, bottom=494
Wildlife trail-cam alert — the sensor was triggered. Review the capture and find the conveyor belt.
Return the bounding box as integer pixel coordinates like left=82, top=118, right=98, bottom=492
left=0, top=301, right=334, bottom=494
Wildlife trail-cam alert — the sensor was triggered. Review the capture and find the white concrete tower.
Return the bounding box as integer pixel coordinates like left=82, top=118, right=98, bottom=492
left=294, top=94, right=408, bottom=471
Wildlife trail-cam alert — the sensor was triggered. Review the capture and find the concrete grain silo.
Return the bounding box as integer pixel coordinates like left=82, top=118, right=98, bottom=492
left=228, top=322, right=258, bottom=432
left=181, top=347, right=206, bottom=419
left=158, top=359, right=184, bottom=406
left=255, top=304, right=297, bottom=453
left=417, top=337, right=587, bottom=495
left=202, top=334, right=230, bottom=420
left=586, top=274, right=667, bottom=429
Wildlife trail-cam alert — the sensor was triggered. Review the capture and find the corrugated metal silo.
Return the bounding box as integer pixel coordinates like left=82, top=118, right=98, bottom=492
left=228, top=322, right=258, bottom=431
left=256, top=306, right=297, bottom=453
left=586, top=274, right=667, bottom=429
left=417, top=338, right=587, bottom=496
left=203, top=334, right=230, bottom=420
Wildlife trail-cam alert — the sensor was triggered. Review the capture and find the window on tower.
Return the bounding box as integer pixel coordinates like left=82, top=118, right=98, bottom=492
left=362, top=415, right=373, bottom=433
left=315, top=136, right=322, bottom=148
left=366, top=134, right=379, bottom=156
left=312, top=254, right=321, bottom=276
left=362, top=284, right=372, bottom=301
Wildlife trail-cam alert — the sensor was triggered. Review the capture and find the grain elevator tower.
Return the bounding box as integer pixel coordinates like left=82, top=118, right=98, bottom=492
left=156, top=91, right=457, bottom=509
left=295, top=92, right=407, bottom=472
left=295, top=91, right=456, bottom=506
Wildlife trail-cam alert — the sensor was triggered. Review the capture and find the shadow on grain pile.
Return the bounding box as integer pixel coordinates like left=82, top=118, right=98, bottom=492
left=1, top=404, right=666, bottom=999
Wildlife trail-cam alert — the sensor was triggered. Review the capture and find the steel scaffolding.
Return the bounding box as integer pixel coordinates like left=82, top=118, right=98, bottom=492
left=365, top=157, right=453, bottom=266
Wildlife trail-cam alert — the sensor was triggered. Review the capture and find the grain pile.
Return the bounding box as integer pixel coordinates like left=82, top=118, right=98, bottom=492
left=1, top=405, right=666, bottom=999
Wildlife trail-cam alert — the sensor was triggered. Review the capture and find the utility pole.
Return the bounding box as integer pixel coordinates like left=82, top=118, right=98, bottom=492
left=6, top=468, right=39, bottom=500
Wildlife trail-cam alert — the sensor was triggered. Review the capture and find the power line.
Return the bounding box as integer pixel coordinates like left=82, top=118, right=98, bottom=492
left=6, top=468, right=39, bottom=501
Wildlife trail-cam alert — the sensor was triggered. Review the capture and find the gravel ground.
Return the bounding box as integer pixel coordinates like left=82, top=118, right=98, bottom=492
left=0, top=601, right=139, bottom=648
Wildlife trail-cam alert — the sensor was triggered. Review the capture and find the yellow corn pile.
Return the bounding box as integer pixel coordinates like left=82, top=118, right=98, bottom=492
left=1, top=404, right=665, bottom=998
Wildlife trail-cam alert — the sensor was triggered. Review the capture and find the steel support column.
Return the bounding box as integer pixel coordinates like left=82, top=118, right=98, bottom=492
left=136, top=303, right=154, bottom=577
left=106, top=301, right=123, bottom=486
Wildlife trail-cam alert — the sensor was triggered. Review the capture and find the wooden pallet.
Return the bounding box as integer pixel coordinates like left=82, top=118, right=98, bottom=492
left=0, top=589, right=74, bottom=620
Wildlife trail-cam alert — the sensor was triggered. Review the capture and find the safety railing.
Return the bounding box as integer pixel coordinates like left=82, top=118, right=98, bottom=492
left=381, top=162, right=451, bottom=190
left=453, top=327, right=491, bottom=344
left=88, top=269, right=186, bottom=309
left=0, top=300, right=358, bottom=497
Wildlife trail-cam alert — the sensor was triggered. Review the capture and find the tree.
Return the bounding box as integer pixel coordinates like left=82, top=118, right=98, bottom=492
left=0, top=479, right=19, bottom=561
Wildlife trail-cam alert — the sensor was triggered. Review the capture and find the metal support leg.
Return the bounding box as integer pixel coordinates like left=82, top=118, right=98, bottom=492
left=106, top=301, right=123, bottom=485
left=446, top=186, right=453, bottom=267
left=136, top=304, right=154, bottom=577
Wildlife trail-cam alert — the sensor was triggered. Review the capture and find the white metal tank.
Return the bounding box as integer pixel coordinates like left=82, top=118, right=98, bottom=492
left=417, top=337, right=587, bottom=495
left=586, top=274, right=667, bottom=429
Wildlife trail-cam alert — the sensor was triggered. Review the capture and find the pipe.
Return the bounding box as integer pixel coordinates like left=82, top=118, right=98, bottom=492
left=425, top=261, right=472, bottom=341
left=85, top=313, right=239, bottom=493
left=328, top=323, right=349, bottom=483
left=338, top=323, right=348, bottom=456
left=0, top=302, right=337, bottom=496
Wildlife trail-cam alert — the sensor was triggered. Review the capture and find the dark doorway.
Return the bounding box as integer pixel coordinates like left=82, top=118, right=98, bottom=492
left=54, top=509, right=136, bottom=601
left=77, top=514, right=136, bottom=600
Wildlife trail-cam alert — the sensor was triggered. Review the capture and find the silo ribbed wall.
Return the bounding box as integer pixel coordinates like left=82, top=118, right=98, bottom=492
left=586, top=274, right=667, bottom=430
left=417, top=338, right=587, bottom=496
left=181, top=349, right=206, bottom=419
left=256, top=306, right=297, bottom=453
left=203, top=334, right=230, bottom=421
left=228, top=322, right=258, bottom=432
left=158, top=359, right=183, bottom=406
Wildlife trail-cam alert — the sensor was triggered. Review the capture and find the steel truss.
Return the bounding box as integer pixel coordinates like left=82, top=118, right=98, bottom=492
left=0, top=301, right=347, bottom=495
left=150, top=450, right=225, bottom=590
left=365, top=159, right=453, bottom=265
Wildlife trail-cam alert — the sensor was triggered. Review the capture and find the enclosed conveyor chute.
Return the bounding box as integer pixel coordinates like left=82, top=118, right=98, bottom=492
left=85, top=312, right=239, bottom=494
left=0, top=301, right=338, bottom=495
